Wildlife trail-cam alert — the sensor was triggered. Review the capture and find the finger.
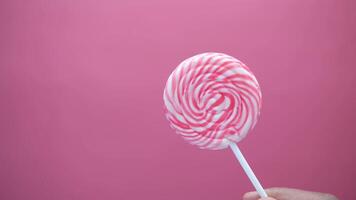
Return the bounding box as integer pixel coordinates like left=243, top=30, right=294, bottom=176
left=264, top=188, right=282, bottom=198
left=243, top=190, right=279, bottom=200
left=242, top=191, right=261, bottom=200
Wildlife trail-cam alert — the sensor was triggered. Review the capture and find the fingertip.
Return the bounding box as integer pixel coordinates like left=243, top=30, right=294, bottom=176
left=243, top=191, right=259, bottom=200
left=243, top=191, right=277, bottom=200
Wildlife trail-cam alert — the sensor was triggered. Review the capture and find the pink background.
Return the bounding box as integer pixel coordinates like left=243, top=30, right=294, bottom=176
left=1, top=0, right=355, bottom=199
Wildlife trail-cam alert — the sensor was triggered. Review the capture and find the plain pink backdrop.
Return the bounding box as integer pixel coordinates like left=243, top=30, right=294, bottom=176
left=0, top=0, right=355, bottom=199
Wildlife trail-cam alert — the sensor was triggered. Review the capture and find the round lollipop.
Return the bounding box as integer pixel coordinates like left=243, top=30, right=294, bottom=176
left=163, top=52, right=267, bottom=198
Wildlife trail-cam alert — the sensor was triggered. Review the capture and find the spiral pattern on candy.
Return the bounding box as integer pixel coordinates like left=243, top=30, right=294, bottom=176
left=163, top=53, right=262, bottom=150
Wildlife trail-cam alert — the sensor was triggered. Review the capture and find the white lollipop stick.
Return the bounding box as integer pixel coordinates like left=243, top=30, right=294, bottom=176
left=229, top=142, right=268, bottom=198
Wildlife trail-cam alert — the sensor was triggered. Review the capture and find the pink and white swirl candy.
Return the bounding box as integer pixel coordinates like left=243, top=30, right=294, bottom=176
left=163, top=53, right=262, bottom=150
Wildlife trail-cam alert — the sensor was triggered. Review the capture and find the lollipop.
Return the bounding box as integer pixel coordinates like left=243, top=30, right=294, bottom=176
left=163, top=52, right=267, bottom=198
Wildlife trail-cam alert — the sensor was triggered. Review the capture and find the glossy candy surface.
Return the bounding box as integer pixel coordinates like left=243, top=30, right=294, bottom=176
left=164, top=53, right=262, bottom=150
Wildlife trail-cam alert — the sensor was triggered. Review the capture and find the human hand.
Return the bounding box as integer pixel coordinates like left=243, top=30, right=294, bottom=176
left=243, top=187, right=338, bottom=200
